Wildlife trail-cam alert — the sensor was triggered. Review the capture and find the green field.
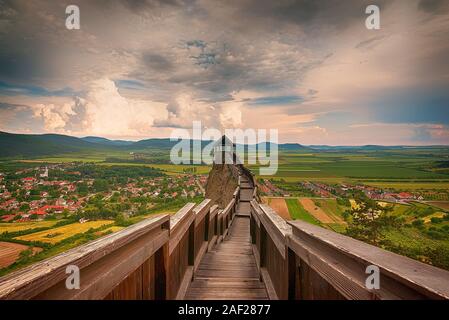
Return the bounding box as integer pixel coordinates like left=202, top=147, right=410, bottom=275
left=391, top=203, right=410, bottom=216
left=285, top=198, right=321, bottom=226
left=251, top=148, right=449, bottom=187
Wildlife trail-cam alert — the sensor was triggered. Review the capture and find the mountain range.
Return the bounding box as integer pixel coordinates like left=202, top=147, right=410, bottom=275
left=0, top=131, right=445, bottom=159
left=0, top=132, right=311, bottom=158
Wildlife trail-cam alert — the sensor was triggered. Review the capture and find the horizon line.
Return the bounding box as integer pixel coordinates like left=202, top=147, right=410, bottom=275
left=1, top=130, right=449, bottom=148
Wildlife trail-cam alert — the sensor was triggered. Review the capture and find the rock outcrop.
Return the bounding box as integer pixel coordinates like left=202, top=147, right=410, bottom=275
left=205, top=164, right=239, bottom=208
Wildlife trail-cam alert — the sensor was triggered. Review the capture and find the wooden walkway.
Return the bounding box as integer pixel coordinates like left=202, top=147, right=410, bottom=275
left=185, top=216, right=268, bottom=300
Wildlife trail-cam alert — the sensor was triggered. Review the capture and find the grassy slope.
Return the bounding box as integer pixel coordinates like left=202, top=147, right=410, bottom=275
left=0, top=132, right=114, bottom=158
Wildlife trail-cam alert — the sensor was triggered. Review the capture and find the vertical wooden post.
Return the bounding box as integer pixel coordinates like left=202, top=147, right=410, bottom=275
left=154, top=244, right=168, bottom=300
left=250, top=215, right=255, bottom=244
left=204, top=211, right=210, bottom=241
left=188, top=223, right=195, bottom=266
left=288, top=248, right=297, bottom=300
left=260, top=225, right=267, bottom=268
left=214, top=215, right=218, bottom=237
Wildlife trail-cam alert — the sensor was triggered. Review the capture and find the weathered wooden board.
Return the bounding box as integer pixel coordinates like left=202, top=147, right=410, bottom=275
left=288, top=220, right=449, bottom=300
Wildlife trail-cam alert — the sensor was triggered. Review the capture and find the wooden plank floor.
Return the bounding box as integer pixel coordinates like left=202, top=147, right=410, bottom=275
left=236, top=202, right=251, bottom=217
left=240, top=188, right=253, bottom=201
left=185, top=216, right=268, bottom=300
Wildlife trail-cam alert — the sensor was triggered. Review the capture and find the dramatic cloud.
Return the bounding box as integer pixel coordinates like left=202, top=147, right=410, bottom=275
left=153, top=93, right=241, bottom=129
left=0, top=0, right=448, bottom=144
left=21, top=77, right=241, bottom=137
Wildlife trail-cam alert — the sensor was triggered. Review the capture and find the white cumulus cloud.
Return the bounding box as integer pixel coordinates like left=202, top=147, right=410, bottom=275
left=31, top=78, right=243, bottom=137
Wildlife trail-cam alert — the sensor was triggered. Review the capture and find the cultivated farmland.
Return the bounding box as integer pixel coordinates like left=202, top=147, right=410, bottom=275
left=0, top=221, right=59, bottom=234
left=15, top=220, right=114, bottom=244
left=312, top=199, right=347, bottom=224
left=267, top=198, right=291, bottom=220
left=426, top=201, right=449, bottom=211
left=299, top=198, right=334, bottom=223
left=0, top=242, right=42, bottom=268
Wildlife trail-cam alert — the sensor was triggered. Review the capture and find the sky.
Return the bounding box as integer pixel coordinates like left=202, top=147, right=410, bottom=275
left=0, top=0, right=448, bottom=145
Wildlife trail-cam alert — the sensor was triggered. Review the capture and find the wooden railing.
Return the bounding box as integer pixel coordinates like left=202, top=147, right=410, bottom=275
left=249, top=200, right=449, bottom=300
left=250, top=201, right=291, bottom=299
left=0, top=190, right=240, bottom=300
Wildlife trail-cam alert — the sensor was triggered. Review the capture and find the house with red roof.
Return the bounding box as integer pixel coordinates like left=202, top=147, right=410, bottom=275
left=1, top=214, right=16, bottom=222
left=28, top=205, right=65, bottom=216
left=396, top=192, right=413, bottom=200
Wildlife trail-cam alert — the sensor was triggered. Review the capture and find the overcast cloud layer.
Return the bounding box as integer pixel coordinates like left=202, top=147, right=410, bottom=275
left=0, top=0, right=448, bottom=145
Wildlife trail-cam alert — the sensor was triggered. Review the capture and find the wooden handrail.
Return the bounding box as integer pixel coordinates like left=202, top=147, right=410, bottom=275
left=249, top=201, right=291, bottom=299
left=169, top=203, right=196, bottom=256
left=259, top=204, right=291, bottom=259
left=207, top=205, right=219, bottom=251
left=287, top=220, right=449, bottom=300
left=194, top=199, right=212, bottom=227
left=233, top=186, right=240, bottom=198
left=193, top=200, right=212, bottom=272
left=166, top=203, right=195, bottom=299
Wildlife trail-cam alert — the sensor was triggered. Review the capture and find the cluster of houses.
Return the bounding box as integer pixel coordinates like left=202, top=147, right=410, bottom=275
left=0, top=190, right=83, bottom=223
left=259, top=179, right=285, bottom=196
left=342, top=184, right=424, bottom=202
left=259, top=179, right=429, bottom=204
left=301, top=182, right=333, bottom=198
left=300, top=182, right=425, bottom=203
left=0, top=169, right=84, bottom=222
left=0, top=165, right=208, bottom=223
left=116, top=175, right=205, bottom=199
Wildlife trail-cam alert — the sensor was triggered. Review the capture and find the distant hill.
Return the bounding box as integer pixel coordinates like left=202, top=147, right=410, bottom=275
left=0, top=132, right=110, bottom=158
left=358, top=145, right=405, bottom=150
left=308, top=145, right=406, bottom=151
left=229, top=142, right=310, bottom=151
left=130, top=138, right=222, bottom=150
left=277, top=143, right=310, bottom=151
left=131, top=138, right=178, bottom=149
left=0, top=133, right=208, bottom=158
left=81, top=136, right=134, bottom=146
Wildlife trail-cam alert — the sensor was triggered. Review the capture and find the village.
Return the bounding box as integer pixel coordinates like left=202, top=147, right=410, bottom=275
left=257, top=178, right=448, bottom=205
left=0, top=163, right=207, bottom=223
